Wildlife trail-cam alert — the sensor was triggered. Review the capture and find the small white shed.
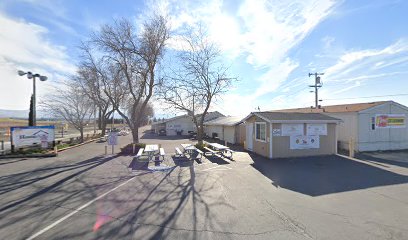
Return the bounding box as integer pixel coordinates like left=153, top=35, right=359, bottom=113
left=204, top=116, right=244, bottom=144
left=151, top=111, right=225, bottom=136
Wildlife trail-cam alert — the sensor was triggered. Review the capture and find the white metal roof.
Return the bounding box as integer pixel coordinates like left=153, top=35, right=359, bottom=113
left=204, top=116, right=244, bottom=126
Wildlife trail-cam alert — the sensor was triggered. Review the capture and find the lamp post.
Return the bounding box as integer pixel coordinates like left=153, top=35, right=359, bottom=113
left=18, top=70, right=47, bottom=126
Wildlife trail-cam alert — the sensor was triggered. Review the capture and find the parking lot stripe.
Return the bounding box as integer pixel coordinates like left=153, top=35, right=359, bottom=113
left=26, top=174, right=138, bottom=240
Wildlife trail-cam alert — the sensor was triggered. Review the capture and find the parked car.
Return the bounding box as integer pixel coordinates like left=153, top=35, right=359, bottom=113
left=158, top=129, right=166, bottom=136
left=117, top=129, right=129, bottom=136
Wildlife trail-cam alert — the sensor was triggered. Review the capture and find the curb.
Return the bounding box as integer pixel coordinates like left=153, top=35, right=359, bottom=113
left=57, top=137, right=104, bottom=152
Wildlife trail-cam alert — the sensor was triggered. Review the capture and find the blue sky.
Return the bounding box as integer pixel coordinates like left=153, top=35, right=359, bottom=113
left=1, top=0, right=408, bottom=118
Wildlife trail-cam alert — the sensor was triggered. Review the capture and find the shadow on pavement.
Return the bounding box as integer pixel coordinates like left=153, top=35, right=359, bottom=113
left=205, top=155, right=230, bottom=165
left=0, top=155, right=119, bottom=213
left=54, top=159, right=233, bottom=239
left=356, top=151, right=408, bottom=168
left=172, top=157, right=195, bottom=168
left=0, top=158, right=32, bottom=166
left=251, top=154, right=408, bottom=197
left=128, top=157, right=149, bottom=171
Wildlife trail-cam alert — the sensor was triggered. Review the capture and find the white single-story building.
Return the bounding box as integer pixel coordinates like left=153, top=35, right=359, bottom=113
left=273, top=101, right=408, bottom=152
left=151, top=111, right=224, bottom=136
left=243, top=112, right=340, bottom=159
left=204, top=116, right=244, bottom=144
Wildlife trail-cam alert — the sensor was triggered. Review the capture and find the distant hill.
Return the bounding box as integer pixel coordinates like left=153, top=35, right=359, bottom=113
left=0, top=109, right=49, bottom=119
left=0, top=109, right=28, bottom=118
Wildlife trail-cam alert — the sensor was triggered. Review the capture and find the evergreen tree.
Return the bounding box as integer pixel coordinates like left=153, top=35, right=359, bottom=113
left=28, top=94, right=34, bottom=126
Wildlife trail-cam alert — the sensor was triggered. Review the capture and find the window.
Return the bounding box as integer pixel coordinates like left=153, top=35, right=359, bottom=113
left=371, top=117, right=375, bottom=130
left=255, top=122, right=266, bottom=141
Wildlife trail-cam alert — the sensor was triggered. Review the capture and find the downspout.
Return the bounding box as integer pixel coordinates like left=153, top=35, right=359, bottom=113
left=269, top=122, right=273, bottom=159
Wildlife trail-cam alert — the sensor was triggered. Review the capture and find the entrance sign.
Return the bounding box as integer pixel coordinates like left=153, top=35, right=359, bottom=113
left=107, top=132, right=118, bottom=145
left=282, top=124, right=304, bottom=136
left=290, top=135, right=319, bottom=149
left=11, top=126, right=55, bottom=148
left=306, top=123, right=327, bottom=135
left=375, top=114, right=405, bottom=128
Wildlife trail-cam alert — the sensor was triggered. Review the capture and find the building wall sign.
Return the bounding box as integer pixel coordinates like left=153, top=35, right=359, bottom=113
left=290, top=135, right=319, bottom=149
left=281, top=124, right=304, bottom=136
left=11, top=126, right=55, bottom=148
left=375, top=114, right=405, bottom=128
left=272, top=128, right=281, bottom=136
left=306, top=123, right=327, bottom=135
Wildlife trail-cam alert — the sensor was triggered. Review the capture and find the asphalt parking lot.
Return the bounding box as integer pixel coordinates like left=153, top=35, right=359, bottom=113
left=0, top=127, right=407, bottom=239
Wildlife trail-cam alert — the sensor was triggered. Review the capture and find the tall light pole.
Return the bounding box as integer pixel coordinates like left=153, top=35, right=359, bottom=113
left=18, top=70, right=47, bottom=126
left=308, top=72, right=324, bottom=109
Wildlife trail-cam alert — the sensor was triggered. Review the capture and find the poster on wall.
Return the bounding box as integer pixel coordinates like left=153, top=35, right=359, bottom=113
left=290, top=135, right=319, bottom=149
left=306, top=123, right=327, bottom=135
left=375, top=114, right=405, bottom=128
left=11, top=126, right=55, bottom=148
left=281, top=124, right=304, bottom=136
left=272, top=128, right=281, bottom=136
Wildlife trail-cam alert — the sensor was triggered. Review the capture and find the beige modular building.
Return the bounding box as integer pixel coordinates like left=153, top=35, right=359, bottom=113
left=273, top=101, right=408, bottom=152
left=151, top=111, right=224, bottom=136
left=204, top=116, right=245, bottom=145
left=243, top=112, right=340, bottom=159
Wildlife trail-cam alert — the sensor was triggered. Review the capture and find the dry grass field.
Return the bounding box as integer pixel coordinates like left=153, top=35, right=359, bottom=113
left=0, top=118, right=128, bottom=142
left=0, top=118, right=65, bottom=141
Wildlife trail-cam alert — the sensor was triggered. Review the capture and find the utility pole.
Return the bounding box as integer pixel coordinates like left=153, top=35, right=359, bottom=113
left=308, top=72, right=324, bottom=108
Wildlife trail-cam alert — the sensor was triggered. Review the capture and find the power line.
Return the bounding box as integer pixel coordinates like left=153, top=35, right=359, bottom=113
left=323, top=93, right=408, bottom=101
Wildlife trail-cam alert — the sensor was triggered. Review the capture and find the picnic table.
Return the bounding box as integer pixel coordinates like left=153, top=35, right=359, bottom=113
left=181, top=144, right=196, bottom=154
left=178, top=143, right=203, bottom=160
left=144, top=144, right=159, bottom=161
left=207, top=142, right=233, bottom=158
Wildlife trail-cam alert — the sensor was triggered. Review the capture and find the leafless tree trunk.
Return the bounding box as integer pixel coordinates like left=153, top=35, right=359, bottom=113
left=76, top=46, right=118, bottom=137
left=159, top=27, right=236, bottom=145
left=41, top=82, right=93, bottom=143
left=84, top=15, right=169, bottom=143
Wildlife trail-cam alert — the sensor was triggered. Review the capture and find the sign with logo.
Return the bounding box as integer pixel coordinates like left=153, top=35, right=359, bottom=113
left=282, top=124, right=304, bottom=136
left=306, top=123, right=327, bottom=135
left=107, top=132, right=118, bottom=145
left=272, top=128, right=281, bottom=136
left=375, top=114, right=405, bottom=128
left=11, top=126, right=55, bottom=148
left=290, top=135, right=319, bottom=149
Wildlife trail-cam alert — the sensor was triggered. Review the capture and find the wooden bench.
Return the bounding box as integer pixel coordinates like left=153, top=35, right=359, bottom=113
left=136, top=148, right=144, bottom=160
left=159, top=148, right=165, bottom=160
left=175, top=147, right=184, bottom=158
left=204, top=147, right=217, bottom=156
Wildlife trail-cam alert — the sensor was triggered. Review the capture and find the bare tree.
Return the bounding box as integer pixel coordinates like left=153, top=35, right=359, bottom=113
left=87, top=15, right=169, bottom=143
left=41, top=82, right=93, bottom=142
left=127, top=101, right=154, bottom=126
left=75, top=53, right=115, bottom=136
left=159, top=27, right=236, bottom=144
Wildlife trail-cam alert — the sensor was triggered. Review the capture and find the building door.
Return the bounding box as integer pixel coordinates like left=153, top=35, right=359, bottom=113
left=246, top=123, right=253, bottom=151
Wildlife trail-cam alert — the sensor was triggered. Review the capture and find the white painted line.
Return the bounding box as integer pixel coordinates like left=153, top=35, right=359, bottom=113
left=27, top=175, right=138, bottom=240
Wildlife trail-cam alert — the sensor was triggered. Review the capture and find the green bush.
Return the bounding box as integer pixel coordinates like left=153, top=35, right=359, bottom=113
left=120, top=143, right=146, bottom=155
left=195, top=143, right=207, bottom=151
left=13, top=148, right=49, bottom=155
left=56, top=143, right=72, bottom=150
